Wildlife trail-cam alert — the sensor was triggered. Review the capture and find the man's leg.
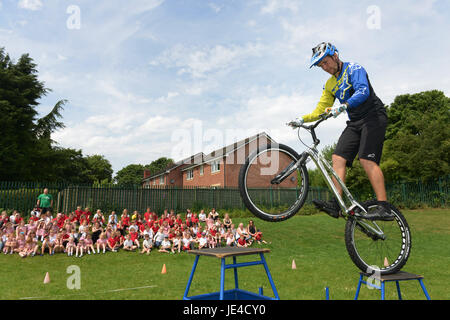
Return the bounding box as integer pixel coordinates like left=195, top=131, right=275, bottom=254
left=332, top=154, right=347, bottom=196
left=312, top=154, right=348, bottom=219
left=359, top=159, right=387, bottom=201
left=359, top=159, right=394, bottom=221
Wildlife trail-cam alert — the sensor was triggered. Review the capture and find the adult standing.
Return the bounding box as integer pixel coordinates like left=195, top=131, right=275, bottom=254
left=37, top=188, right=53, bottom=215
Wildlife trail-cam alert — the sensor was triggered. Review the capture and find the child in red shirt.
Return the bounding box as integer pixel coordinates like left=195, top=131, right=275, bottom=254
left=107, top=231, right=121, bottom=252
left=129, top=229, right=140, bottom=249
left=237, top=234, right=248, bottom=247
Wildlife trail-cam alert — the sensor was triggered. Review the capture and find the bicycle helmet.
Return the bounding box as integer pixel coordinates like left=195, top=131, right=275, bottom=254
left=310, top=42, right=338, bottom=68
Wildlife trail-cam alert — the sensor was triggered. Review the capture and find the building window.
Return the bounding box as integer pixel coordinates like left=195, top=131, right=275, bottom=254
left=187, top=169, right=194, bottom=180
left=159, top=176, right=164, bottom=185
left=199, top=165, right=204, bottom=176
left=153, top=179, right=156, bottom=186
left=211, top=160, right=220, bottom=173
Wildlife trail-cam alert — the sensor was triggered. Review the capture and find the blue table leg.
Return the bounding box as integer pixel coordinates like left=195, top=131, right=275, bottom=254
left=381, top=282, right=385, bottom=300
left=259, top=253, right=280, bottom=300
left=184, top=255, right=199, bottom=299
left=233, top=256, right=239, bottom=289
left=220, top=258, right=225, bottom=300
left=418, top=279, right=431, bottom=300
left=354, top=274, right=363, bottom=300
left=396, top=281, right=402, bottom=300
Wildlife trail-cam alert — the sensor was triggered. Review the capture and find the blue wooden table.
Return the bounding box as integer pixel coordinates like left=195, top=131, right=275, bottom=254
left=354, top=271, right=431, bottom=300
left=183, top=247, right=280, bottom=300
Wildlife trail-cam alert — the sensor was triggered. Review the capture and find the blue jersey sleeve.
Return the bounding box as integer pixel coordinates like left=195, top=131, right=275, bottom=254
left=346, top=64, right=370, bottom=108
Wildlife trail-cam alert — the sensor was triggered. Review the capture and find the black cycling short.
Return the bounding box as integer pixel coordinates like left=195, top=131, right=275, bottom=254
left=333, top=109, right=387, bottom=167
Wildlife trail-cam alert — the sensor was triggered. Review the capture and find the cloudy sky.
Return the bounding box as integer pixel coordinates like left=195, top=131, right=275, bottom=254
left=1, top=0, right=449, bottom=174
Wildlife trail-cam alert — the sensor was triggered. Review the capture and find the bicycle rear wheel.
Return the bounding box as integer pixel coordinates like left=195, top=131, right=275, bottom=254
left=345, top=200, right=411, bottom=275
left=238, top=143, right=309, bottom=222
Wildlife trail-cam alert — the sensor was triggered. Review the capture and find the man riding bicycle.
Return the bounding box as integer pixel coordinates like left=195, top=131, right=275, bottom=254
left=290, top=42, right=393, bottom=221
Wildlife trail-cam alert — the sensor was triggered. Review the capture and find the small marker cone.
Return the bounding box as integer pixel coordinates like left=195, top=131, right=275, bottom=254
left=291, top=259, right=297, bottom=270
left=161, top=264, right=167, bottom=274
left=43, top=272, right=50, bottom=284
left=384, top=257, right=390, bottom=267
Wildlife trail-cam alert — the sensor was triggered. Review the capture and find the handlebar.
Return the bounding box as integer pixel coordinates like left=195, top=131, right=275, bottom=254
left=287, top=112, right=333, bottom=147
left=301, top=112, right=333, bottom=130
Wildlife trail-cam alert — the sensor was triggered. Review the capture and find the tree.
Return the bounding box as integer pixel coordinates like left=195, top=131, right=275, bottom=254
left=114, top=164, right=145, bottom=186
left=145, top=157, right=174, bottom=176
left=0, top=47, right=68, bottom=181
left=382, top=90, right=450, bottom=182
left=85, top=155, right=114, bottom=183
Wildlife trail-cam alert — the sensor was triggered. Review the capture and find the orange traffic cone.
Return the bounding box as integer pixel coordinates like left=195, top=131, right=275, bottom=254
left=43, top=272, right=50, bottom=284
left=384, top=257, right=390, bottom=267
left=291, top=259, right=297, bottom=270
left=161, top=264, right=167, bottom=274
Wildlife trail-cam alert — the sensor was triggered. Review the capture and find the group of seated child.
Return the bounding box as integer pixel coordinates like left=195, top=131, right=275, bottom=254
left=0, top=206, right=268, bottom=258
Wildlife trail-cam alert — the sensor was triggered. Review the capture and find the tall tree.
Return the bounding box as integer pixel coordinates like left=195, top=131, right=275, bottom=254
left=145, top=157, right=174, bottom=176
left=0, top=47, right=67, bottom=181
left=114, top=164, right=145, bottom=186
left=382, top=90, right=450, bottom=182
left=85, top=155, right=114, bottom=183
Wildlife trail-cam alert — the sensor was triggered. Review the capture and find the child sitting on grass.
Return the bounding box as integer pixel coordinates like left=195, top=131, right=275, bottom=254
left=85, top=233, right=95, bottom=254
left=171, top=232, right=182, bottom=253
left=75, top=234, right=85, bottom=257
left=96, top=232, right=107, bottom=254
left=141, top=233, right=153, bottom=255
left=129, top=228, right=140, bottom=249
left=107, top=231, right=120, bottom=252
left=52, top=232, right=65, bottom=254
left=207, top=233, right=217, bottom=249
left=123, top=234, right=137, bottom=251
left=158, top=235, right=171, bottom=253
left=237, top=234, right=248, bottom=248
left=182, top=231, right=193, bottom=251
left=226, top=231, right=235, bottom=247
left=3, top=233, right=15, bottom=254
left=198, top=232, right=208, bottom=249
left=66, top=237, right=76, bottom=256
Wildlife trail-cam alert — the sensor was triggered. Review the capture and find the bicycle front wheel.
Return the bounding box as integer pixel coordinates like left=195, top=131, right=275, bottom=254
left=345, top=200, right=412, bottom=275
left=238, top=143, right=309, bottom=222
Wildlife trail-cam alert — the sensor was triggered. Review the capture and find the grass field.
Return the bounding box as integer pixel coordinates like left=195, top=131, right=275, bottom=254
left=1, top=208, right=449, bottom=300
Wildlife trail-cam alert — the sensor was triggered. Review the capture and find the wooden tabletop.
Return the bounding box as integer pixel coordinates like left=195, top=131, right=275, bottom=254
left=188, top=247, right=271, bottom=259
left=360, top=271, right=424, bottom=281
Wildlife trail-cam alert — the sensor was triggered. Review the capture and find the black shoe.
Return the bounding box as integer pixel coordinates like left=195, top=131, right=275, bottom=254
left=362, top=204, right=395, bottom=221
left=312, top=199, right=340, bottom=219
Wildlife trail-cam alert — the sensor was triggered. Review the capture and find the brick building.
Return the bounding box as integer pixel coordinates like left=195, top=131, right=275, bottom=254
left=142, top=132, right=277, bottom=188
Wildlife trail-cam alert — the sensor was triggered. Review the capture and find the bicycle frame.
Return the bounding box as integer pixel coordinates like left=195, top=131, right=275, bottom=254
left=302, top=146, right=366, bottom=217
left=273, top=114, right=387, bottom=239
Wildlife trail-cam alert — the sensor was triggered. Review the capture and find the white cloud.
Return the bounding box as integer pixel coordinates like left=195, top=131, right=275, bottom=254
left=208, top=2, right=223, bottom=13
left=260, top=0, right=301, bottom=14
left=18, top=0, right=43, bottom=11
left=151, top=42, right=265, bottom=79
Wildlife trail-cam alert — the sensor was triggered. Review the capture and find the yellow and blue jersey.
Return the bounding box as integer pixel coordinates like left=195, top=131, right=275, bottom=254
left=303, top=62, right=384, bottom=122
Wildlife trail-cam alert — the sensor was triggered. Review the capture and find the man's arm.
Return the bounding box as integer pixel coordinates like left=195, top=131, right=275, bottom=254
left=346, top=64, right=370, bottom=108
left=302, top=80, right=336, bottom=123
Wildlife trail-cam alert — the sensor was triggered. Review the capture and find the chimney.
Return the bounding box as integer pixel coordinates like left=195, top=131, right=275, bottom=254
left=144, top=169, right=152, bottom=179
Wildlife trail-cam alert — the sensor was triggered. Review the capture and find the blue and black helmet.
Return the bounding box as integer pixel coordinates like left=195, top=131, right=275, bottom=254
left=310, top=42, right=338, bottom=68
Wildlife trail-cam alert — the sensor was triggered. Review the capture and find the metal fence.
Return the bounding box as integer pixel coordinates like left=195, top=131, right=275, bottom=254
left=0, top=176, right=448, bottom=217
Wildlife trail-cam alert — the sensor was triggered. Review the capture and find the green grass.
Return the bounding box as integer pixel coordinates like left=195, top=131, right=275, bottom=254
left=1, top=208, right=449, bottom=300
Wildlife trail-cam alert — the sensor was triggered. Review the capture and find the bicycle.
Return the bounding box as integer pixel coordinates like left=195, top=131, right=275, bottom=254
left=238, top=112, right=411, bottom=275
